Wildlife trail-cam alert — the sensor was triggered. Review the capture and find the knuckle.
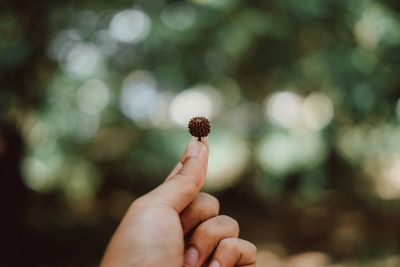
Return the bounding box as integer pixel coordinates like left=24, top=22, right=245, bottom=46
left=200, top=222, right=217, bottom=237
left=239, top=239, right=257, bottom=263
left=199, top=193, right=220, bottom=215
left=220, top=238, right=238, bottom=251
left=247, top=241, right=257, bottom=256
left=194, top=215, right=241, bottom=240
left=219, top=215, right=240, bottom=234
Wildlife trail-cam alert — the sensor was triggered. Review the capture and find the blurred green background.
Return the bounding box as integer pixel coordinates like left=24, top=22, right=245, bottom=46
left=1, top=0, right=400, bottom=266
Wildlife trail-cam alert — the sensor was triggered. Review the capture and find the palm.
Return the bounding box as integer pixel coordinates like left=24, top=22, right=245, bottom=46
left=128, top=205, right=185, bottom=267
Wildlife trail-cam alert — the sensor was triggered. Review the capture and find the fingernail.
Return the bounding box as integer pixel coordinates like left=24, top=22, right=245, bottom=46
left=187, top=138, right=201, bottom=157
left=184, top=247, right=199, bottom=267
left=209, top=260, right=221, bottom=267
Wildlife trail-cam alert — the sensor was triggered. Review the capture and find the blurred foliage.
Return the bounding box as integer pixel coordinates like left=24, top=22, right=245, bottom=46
left=2, top=0, right=400, bottom=266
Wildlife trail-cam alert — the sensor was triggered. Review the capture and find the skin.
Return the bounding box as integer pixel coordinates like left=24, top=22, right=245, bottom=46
left=100, top=137, right=257, bottom=267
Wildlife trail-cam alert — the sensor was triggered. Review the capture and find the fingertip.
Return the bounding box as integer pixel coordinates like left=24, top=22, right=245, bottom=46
left=201, top=136, right=209, bottom=149
left=185, top=137, right=209, bottom=159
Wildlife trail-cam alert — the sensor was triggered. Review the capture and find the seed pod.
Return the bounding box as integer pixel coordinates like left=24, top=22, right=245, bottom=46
left=188, top=117, right=211, bottom=141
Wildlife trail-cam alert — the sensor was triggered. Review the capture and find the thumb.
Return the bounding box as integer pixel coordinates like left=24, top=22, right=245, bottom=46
left=140, top=137, right=209, bottom=212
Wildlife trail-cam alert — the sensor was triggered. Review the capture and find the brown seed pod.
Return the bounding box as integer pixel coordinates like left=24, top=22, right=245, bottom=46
left=188, top=116, right=211, bottom=141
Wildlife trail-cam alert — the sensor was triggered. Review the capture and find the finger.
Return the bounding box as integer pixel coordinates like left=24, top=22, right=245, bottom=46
left=165, top=161, right=183, bottom=181
left=166, top=137, right=208, bottom=181
left=138, top=137, right=209, bottom=213
left=184, top=215, right=240, bottom=267
left=180, top=192, right=219, bottom=235
left=209, top=238, right=257, bottom=267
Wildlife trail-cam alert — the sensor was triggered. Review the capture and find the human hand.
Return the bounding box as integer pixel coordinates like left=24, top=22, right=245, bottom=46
left=100, top=137, right=256, bottom=267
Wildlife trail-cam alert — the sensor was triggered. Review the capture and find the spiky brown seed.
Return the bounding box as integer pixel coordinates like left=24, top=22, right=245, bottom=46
left=188, top=117, right=211, bottom=141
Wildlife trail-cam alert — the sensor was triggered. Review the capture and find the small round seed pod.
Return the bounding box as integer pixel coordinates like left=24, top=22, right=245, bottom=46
left=188, top=116, right=211, bottom=141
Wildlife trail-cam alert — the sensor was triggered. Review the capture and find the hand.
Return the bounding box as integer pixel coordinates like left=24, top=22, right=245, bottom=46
left=100, top=137, right=257, bottom=267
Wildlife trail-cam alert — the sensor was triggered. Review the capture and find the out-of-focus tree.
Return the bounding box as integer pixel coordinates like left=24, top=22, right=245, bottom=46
left=2, top=0, right=400, bottom=266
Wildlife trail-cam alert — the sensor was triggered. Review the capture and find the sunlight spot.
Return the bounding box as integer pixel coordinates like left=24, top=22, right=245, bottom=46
left=109, top=9, right=151, bottom=43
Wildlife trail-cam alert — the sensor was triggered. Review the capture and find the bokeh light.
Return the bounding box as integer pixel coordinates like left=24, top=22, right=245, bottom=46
left=354, top=3, right=400, bottom=49
left=109, top=9, right=151, bottom=43
left=265, top=91, right=304, bottom=131
left=265, top=91, right=334, bottom=132
left=49, top=29, right=81, bottom=62
left=302, top=93, right=334, bottom=131
left=77, top=79, right=110, bottom=115
left=62, top=160, right=100, bottom=205
left=205, top=131, right=251, bottom=191
left=63, top=42, right=102, bottom=78
left=257, top=130, right=327, bottom=176
left=97, top=29, right=119, bottom=57
left=119, top=70, right=170, bottom=128
left=22, top=153, right=62, bottom=192
left=364, top=155, right=400, bottom=200
left=169, top=85, right=222, bottom=128
left=161, top=2, right=196, bottom=31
